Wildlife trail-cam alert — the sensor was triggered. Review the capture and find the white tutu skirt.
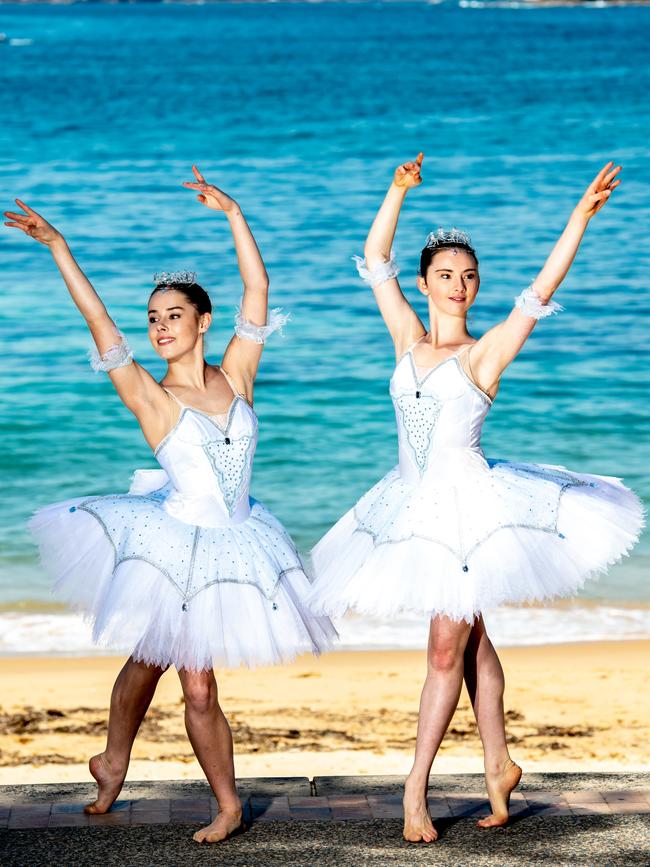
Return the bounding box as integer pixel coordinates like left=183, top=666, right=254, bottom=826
left=31, top=478, right=336, bottom=672
left=308, top=451, right=644, bottom=623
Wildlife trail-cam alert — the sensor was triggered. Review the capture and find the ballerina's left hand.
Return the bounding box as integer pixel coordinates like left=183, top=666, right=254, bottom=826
left=575, top=161, right=621, bottom=221
left=182, top=166, right=238, bottom=213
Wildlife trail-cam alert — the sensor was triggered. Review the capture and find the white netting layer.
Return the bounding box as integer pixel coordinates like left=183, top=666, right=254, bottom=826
left=30, top=495, right=336, bottom=671
left=307, top=459, right=644, bottom=622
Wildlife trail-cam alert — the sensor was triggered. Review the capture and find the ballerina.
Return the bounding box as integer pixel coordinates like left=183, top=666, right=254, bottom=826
left=307, top=154, right=643, bottom=842
left=4, top=167, right=335, bottom=844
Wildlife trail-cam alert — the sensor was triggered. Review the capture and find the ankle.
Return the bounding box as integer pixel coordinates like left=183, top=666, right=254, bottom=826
left=404, top=772, right=428, bottom=798
left=101, top=752, right=128, bottom=777
left=484, top=756, right=515, bottom=777
left=215, top=796, right=242, bottom=816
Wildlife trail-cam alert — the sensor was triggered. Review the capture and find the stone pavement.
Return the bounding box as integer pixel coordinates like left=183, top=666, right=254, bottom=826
left=1, top=773, right=649, bottom=866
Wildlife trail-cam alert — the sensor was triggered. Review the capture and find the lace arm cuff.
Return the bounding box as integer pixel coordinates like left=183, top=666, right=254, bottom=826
left=89, top=331, right=134, bottom=372
left=514, top=285, right=563, bottom=320
left=353, top=253, right=400, bottom=288
left=234, top=302, right=290, bottom=344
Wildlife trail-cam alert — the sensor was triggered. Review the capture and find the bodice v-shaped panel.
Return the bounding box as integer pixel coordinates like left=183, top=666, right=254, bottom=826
left=154, top=395, right=259, bottom=527
left=389, top=349, right=492, bottom=485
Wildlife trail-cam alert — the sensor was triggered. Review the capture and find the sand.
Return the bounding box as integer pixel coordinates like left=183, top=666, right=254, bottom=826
left=0, top=641, right=648, bottom=785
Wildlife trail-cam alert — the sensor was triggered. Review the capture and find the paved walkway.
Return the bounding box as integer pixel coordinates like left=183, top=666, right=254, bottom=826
left=1, top=773, right=649, bottom=866
left=2, top=786, right=650, bottom=829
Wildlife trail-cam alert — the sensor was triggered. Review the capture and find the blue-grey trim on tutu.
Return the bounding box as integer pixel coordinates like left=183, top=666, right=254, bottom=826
left=76, top=499, right=303, bottom=603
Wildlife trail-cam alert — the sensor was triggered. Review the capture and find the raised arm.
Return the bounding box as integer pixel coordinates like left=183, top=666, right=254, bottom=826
left=182, top=167, right=279, bottom=397
left=470, top=162, right=622, bottom=395
left=359, top=154, right=427, bottom=357
left=3, top=200, right=167, bottom=418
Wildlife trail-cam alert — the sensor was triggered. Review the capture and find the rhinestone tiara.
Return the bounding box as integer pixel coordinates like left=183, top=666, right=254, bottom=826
left=152, top=270, right=197, bottom=287
left=424, top=227, right=474, bottom=251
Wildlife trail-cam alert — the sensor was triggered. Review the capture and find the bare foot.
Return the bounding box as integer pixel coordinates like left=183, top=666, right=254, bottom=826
left=84, top=753, right=126, bottom=814
left=193, top=807, right=243, bottom=844
left=402, top=775, right=438, bottom=843
left=478, top=759, right=522, bottom=828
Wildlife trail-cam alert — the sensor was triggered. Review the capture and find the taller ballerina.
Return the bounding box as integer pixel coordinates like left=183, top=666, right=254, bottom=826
left=307, top=154, right=643, bottom=842
left=4, top=167, right=335, bottom=844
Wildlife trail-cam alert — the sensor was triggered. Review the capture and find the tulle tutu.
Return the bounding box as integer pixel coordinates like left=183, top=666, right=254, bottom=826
left=308, top=450, right=644, bottom=623
left=31, top=486, right=336, bottom=671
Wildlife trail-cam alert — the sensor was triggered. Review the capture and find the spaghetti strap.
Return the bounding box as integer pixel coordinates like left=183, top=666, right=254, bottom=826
left=399, top=335, right=427, bottom=362
left=162, top=386, right=185, bottom=408
left=220, top=367, right=243, bottom=398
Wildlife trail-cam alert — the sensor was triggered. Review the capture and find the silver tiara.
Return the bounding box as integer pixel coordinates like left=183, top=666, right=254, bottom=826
left=424, top=227, right=473, bottom=251
left=153, top=270, right=197, bottom=287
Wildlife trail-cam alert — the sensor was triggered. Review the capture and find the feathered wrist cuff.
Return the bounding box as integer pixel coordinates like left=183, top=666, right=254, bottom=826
left=514, top=285, right=563, bottom=320
left=234, top=302, right=290, bottom=343
left=353, top=253, right=400, bottom=288
left=90, top=331, right=134, bottom=372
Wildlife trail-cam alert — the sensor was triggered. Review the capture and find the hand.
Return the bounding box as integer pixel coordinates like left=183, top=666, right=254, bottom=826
left=3, top=200, right=62, bottom=246
left=393, top=152, right=424, bottom=190
left=182, top=166, right=238, bottom=212
left=575, top=161, right=621, bottom=221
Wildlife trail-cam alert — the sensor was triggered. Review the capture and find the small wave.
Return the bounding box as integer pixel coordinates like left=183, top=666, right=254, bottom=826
left=0, top=602, right=648, bottom=657
left=337, top=602, right=650, bottom=650
left=458, top=0, right=622, bottom=8
left=8, top=39, right=34, bottom=47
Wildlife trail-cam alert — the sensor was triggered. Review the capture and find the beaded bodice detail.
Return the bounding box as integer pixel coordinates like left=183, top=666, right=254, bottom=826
left=154, top=395, right=258, bottom=526
left=389, top=349, right=492, bottom=485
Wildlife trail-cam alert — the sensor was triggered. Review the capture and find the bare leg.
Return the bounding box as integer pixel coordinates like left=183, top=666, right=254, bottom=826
left=85, top=656, right=166, bottom=814
left=403, top=616, right=473, bottom=843
left=177, top=668, right=243, bottom=844
left=463, top=616, right=521, bottom=828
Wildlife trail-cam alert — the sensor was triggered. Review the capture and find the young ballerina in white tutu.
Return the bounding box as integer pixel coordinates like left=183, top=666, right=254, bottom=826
left=4, top=167, right=335, bottom=843
left=307, top=154, right=643, bottom=842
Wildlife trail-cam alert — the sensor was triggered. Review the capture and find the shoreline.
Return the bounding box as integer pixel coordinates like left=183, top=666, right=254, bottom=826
left=1, top=599, right=649, bottom=657
left=1, top=641, right=647, bottom=785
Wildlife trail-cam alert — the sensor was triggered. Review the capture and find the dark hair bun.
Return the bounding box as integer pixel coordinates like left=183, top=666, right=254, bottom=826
left=419, top=242, right=478, bottom=277
left=151, top=281, right=212, bottom=315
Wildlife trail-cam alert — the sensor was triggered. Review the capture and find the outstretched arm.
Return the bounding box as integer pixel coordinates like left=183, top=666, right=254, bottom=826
left=470, top=162, right=622, bottom=395
left=182, top=167, right=270, bottom=397
left=3, top=201, right=166, bottom=418
left=362, top=154, right=427, bottom=358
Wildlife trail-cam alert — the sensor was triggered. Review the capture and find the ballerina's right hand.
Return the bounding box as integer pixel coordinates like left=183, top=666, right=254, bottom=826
left=4, top=200, right=62, bottom=246
left=393, top=152, right=424, bottom=189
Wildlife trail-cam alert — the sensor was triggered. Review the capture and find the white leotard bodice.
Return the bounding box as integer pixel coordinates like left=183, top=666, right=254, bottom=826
left=152, top=389, right=259, bottom=528
left=389, top=346, right=492, bottom=486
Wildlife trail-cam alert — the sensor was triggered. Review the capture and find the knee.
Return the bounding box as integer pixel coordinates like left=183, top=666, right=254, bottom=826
left=429, top=645, right=462, bottom=674
left=183, top=676, right=216, bottom=715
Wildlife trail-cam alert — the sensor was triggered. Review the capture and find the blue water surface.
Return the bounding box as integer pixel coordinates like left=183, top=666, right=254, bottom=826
left=0, top=2, right=648, bottom=605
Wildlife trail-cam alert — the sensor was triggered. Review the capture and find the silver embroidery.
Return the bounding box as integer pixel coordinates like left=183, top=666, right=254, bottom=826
left=203, top=435, right=256, bottom=516
left=352, top=462, right=591, bottom=568
left=75, top=496, right=298, bottom=603
left=395, top=392, right=442, bottom=475
left=184, top=526, right=201, bottom=597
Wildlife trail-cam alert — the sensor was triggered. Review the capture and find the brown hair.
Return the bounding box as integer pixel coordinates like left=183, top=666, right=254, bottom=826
left=150, top=281, right=212, bottom=315
left=419, top=242, right=478, bottom=277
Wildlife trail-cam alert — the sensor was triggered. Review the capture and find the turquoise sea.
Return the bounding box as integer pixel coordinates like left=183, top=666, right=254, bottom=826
left=1, top=2, right=648, bottom=652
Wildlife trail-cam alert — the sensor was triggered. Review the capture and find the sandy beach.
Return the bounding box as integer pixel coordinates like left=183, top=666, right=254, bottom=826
left=0, top=641, right=648, bottom=786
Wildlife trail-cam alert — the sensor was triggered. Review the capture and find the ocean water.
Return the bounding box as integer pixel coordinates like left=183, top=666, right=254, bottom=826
left=0, top=2, right=648, bottom=654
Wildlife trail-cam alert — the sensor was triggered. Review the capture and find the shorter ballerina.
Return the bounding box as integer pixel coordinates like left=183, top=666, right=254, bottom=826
left=5, top=167, right=335, bottom=844
left=307, top=154, right=643, bottom=842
